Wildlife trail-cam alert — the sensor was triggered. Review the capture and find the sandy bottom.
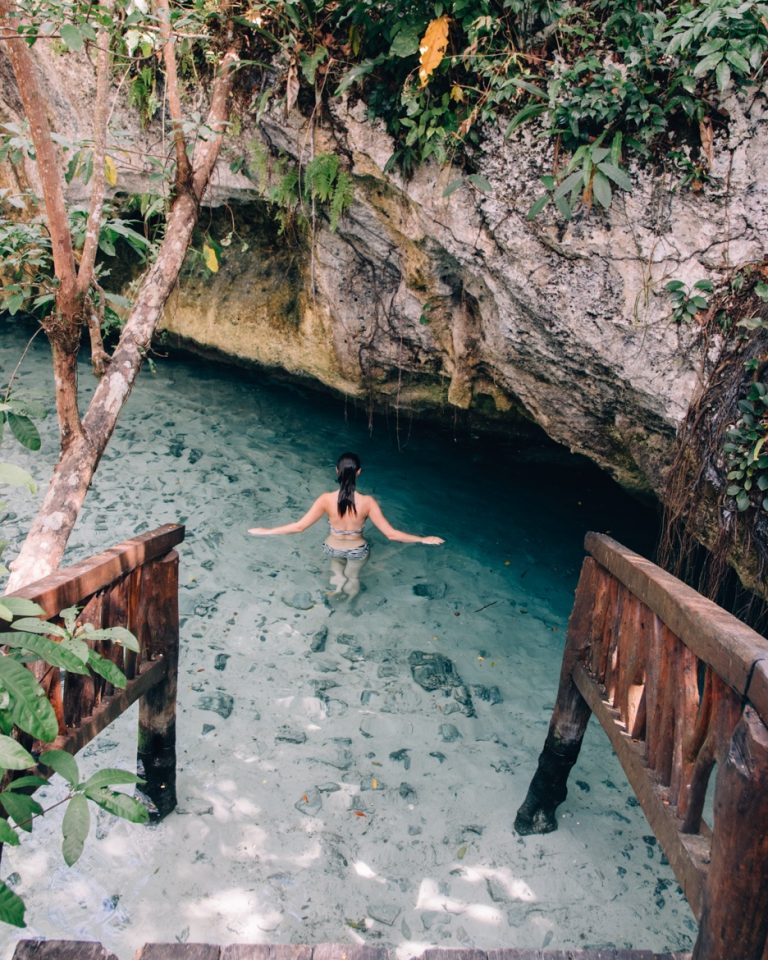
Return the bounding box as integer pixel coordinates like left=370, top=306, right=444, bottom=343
left=0, top=326, right=696, bottom=958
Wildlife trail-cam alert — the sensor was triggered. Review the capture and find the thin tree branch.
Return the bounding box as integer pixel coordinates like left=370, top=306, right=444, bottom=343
left=157, top=0, right=192, bottom=192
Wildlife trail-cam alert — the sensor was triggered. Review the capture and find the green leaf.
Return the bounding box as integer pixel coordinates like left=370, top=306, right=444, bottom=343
left=592, top=170, right=613, bottom=209
left=504, top=102, right=546, bottom=137
left=0, top=880, right=25, bottom=927
left=754, top=281, right=768, bottom=301
left=59, top=606, right=79, bottom=633
left=596, top=161, right=633, bottom=192
left=526, top=193, right=550, bottom=220
left=10, top=617, right=68, bottom=639
left=467, top=174, right=492, bottom=194
left=0, top=462, right=36, bottom=493
left=2, top=598, right=44, bottom=617
left=510, top=77, right=546, bottom=100
left=0, top=790, right=43, bottom=831
left=389, top=23, right=421, bottom=58
left=40, top=749, right=79, bottom=787
left=79, top=625, right=139, bottom=652
left=2, top=633, right=90, bottom=675
left=736, top=491, right=751, bottom=511
left=553, top=169, right=585, bottom=201
left=757, top=473, right=768, bottom=491
left=6, top=413, right=40, bottom=451
left=60, top=23, right=83, bottom=51
left=715, top=59, right=731, bottom=90
left=442, top=177, right=464, bottom=198
left=0, top=735, right=35, bottom=771
left=5, top=775, right=47, bottom=791
left=86, top=651, right=127, bottom=689
left=665, top=280, right=686, bottom=292
left=726, top=484, right=743, bottom=495
left=82, top=768, right=143, bottom=791
left=0, top=819, right=20, bottom=846
left=334, top=58, right=379, bottom=96
left=84, top=786, right=149, bottom=823
left=725, top=48, right=751, bottom=74
left=0, top=657, right=58, bottom=741
left=62, top=793, right=90, bottom=866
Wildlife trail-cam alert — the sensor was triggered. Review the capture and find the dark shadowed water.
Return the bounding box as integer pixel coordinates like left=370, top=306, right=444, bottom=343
left=0, top=322, right=695, bottom=958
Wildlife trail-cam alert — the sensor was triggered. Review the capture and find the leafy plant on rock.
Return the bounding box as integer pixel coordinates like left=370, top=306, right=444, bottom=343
left=723, top=380, right=768, bottom=513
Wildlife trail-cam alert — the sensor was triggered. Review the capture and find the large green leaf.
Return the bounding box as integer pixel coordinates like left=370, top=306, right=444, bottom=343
left=597, top=161, right=633, bottom=192
left=0, top=657, right=58, bottom=741
left=40, top=749, right=79, bottom=787
left=4, top=775, right=47, bottom=791
left=6, top=413, right=40, bottom=452
left=0, top=880, right=25, bottom=927
left=0, top=735, right=35, bottom=771
left=10, top=617, right=68, bottom=639
left=82, top=768, right=143, bottom=791
left=84, top=786, right=149, bottom=823
left=0, top=818, right=20, bottom=846
left=86, top=651, right=127, bottom=689
left=2, top=633, right=90, bottom=675
left=0, top=790, right=43, bottom=831
left=80, top=625, right=139, bottom=652
left=0, top=463, right=36, bottom=493
left=2, top=599, right=45, bottom=617
left=62, top=793, right=90, bottom=866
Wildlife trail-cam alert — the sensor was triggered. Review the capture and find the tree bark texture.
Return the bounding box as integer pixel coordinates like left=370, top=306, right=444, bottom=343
left=4, top=43, right=239, bottom=592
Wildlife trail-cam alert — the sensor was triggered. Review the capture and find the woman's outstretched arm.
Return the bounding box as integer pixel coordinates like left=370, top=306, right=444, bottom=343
left=367, top=498, right=444, bottom=545
left=248, top=495, right=327, bottom=536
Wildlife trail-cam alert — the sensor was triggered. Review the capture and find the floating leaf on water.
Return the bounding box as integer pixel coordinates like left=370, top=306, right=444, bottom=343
left=353, top=810, right=366, bottom=817
left=371, top=777, right=379, bottom=790
left=457, top=844, right=467, bottom=859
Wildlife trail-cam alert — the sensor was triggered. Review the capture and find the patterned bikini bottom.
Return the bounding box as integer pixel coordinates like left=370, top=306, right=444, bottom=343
left=322, top=541, right=370, bottom=561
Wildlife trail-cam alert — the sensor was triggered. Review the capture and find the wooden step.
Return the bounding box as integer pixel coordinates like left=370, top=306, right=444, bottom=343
left=11, top=940, right=694, bottom=960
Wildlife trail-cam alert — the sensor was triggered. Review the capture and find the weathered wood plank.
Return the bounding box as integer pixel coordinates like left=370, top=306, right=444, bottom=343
left=692, top=706, right=768, bottom=960
left=135, top=946, right=221, bottom=960
left=44, top=656, right=167, bottom=757
left=12, top=941, right=119, bottom=960
left=1, top=524, right=185, bottom=619
left=585, top=533, right=768, bottom=725
left=222, top=947, right=312, bottom=960
left=572, top=663, right=709, bottom=918
left=746, top=658, right=768, bottom=727
left=312, top=946, right=390, bottom=960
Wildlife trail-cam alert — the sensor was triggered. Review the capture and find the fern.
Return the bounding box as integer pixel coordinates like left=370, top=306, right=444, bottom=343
left=328, top=171, right=353, bottom=232
left=304, top=154, right=341, bottom=204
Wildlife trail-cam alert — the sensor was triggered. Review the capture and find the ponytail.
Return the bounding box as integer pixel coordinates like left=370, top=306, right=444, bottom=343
left=336, top=452, right=361, bottom=517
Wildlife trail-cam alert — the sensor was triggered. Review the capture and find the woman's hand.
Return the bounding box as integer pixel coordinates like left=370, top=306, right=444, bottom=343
left=248, top=527, right=270, bottom=535
left=421, top=536, right=445, bottom=545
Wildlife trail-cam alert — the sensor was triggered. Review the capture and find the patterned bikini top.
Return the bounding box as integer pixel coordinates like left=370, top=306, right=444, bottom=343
left=328, top=519, right=365, bottom=537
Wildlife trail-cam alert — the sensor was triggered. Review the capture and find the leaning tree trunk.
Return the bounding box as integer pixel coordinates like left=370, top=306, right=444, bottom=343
left=5, top=51, right=238, bottom=592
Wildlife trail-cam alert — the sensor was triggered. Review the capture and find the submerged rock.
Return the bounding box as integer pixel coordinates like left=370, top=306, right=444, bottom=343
left=413, top=582, right=447, bottom=599
left=284, top=591, right=315, bottom=610
left=295, top=787, right=322, bottom=816
left=196, top=692, right=234, bottom=719
left=409, top=650, right=476, bottom=717
left=310, top=626, right=328, bottom=652
left=439, top=723, right=462, bottom=742
left=276, top=726, right=307, bottom=744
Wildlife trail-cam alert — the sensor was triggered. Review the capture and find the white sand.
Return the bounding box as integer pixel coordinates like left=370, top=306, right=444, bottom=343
left=0, top=327, right=696, bottom=958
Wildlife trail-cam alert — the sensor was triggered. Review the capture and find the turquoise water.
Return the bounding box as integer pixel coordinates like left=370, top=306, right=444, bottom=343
left=0, top=323, right=695, bottom=957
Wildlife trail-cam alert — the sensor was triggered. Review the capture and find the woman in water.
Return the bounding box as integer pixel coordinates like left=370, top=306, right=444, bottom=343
left=248, top=452, right=444, bottom=598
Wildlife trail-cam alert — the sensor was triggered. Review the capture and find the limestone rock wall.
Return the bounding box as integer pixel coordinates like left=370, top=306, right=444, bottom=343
left=165, top=95, right=767, bottom=493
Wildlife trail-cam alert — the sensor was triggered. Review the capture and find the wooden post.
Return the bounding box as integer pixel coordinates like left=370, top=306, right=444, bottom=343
left=692, top=705, right=768, bottom=960
left=514, top=559, right=599, bottom=835
left=136, top=550, right=180, bottom=821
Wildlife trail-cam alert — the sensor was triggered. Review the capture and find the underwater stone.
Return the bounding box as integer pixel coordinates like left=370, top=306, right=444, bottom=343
left=340, top=644, right=365, bottom=662
left=310, top=626, right=328, bottom=652
left=389, top=748, right=411, bottom=769
left=276, top=726, right=307, bottom=744
left=430, top=751, right=447, bottom=763
left=409, top=650, right=476, bottom=718
left=295, top=787, right=322, bottom=816
left=399, top=782, right=417, bottom=801
left=472, top=684, right=503, bottom=704
left=439, top=723, right=462, bottom=742
left=214, top=653, right=230, bottom=671
left=368, top=903, right=401, bottom=926
left=196, top=692, right=234, bottom=719
left=201, top=724, right=215, bottom=735
left=284, top=591, right=315, bottom=609
left=413, top=582, right=447, bottom=599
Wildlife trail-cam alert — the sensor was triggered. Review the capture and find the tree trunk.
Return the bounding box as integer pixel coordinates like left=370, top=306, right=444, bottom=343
left=4, top=41, right=237, bottom=592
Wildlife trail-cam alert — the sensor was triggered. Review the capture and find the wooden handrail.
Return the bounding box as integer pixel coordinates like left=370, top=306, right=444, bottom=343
left=2, top=524, right=184, bottom=820
left=2, top=523, right=185, bottom=619
left=586, top=533, right=768, bottom=725
left=516, top=533, right=768, bottom=960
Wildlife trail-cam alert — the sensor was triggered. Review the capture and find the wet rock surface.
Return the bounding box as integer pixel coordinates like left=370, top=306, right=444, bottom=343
left=409, top=650, right=477, bottom=718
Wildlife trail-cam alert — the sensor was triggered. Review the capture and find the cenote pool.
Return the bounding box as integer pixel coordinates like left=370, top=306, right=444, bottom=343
left=0, top=323, right=696, bottom=958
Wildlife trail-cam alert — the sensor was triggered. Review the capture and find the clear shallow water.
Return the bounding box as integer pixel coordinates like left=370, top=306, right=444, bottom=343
left=0, top=323, right=695, bottom=958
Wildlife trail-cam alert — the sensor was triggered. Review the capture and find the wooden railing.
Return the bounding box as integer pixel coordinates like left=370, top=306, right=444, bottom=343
left=515, top=533, right=768, bottom=960
left=1, top=523, right=185, bottom=818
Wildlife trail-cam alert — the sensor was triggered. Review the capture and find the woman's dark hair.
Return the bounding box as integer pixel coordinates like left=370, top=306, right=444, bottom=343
left=336, top=452, right=361, bottom=516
